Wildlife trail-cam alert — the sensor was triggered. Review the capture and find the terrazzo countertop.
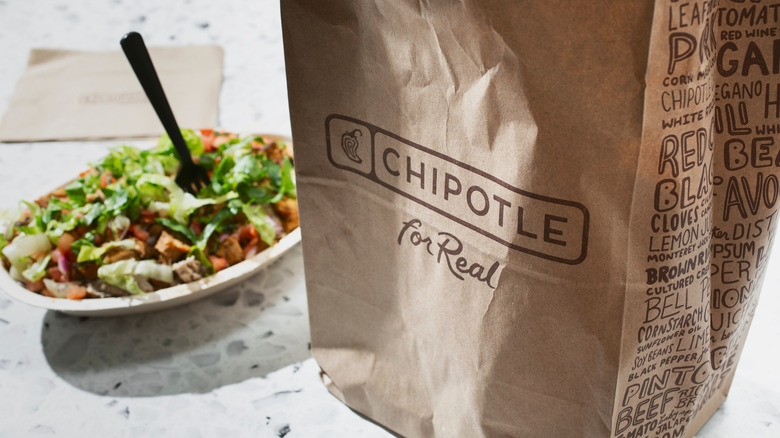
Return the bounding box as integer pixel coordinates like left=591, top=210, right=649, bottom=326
left=0, top=1, right=777, bottom=437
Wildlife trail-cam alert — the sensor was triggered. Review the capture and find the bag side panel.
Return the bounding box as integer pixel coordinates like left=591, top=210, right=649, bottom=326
left=612, top=2, right=780, bottom=437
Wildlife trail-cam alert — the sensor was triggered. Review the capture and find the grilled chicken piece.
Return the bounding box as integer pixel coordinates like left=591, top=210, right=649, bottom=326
left=145, top=224, right=164, bottom=248
left=103, top=249, right=137, bottom=264
left=134, top=276, right=154, bottom=293
left=133, top=238, right=152, bottom=259
left=273, top=198, right=299, bottom=233
left=154, top=231, right=191, bottom=262
left=264, top=141, right=292, bottom=165
left=74, top=262, right=100, bottom=281
left=172, top=257, right=205, bottom=283
left=215, top=237, right=244, bottom=266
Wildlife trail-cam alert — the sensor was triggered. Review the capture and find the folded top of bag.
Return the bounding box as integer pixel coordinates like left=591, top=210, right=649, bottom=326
left=0, top=46, right=223, bottom=142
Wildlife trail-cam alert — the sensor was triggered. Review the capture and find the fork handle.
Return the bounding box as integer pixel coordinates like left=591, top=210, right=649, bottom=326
left=120, top=32, right=194, bottom=166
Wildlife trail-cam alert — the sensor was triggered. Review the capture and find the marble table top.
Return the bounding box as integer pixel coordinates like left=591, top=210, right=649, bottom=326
left=0, top=1, right=777, bottom=437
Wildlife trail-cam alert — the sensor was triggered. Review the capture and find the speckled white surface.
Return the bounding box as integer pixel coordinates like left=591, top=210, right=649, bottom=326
left=0, top=1, right=777, bottom=437
left=0, top=1, right=390, bottom=437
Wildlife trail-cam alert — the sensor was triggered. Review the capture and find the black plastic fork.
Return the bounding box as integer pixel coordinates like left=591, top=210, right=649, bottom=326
left=120, top=31, right=210, bottom=195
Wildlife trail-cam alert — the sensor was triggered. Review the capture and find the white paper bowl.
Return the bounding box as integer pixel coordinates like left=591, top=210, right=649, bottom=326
left=0, top=133, right=300, bottom=316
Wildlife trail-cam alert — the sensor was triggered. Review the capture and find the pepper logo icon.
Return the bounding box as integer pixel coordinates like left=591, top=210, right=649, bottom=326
left=341, top=129, right=363, bottom=163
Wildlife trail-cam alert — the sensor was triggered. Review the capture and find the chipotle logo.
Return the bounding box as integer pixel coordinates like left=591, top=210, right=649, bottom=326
left=340, top=129, right=363, bottom=163
left=325, top=114, right=590, bottom=265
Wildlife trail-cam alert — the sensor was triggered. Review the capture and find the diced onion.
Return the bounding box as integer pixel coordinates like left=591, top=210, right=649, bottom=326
left=43, top=279, right=70, bottom=298
left=110, top=215, right=131, bottom=237
left=0, top=209, right=19, bottom=239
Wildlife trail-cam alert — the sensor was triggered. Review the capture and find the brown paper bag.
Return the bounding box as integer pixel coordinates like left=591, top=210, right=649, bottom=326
left=0, top=46, right=223, bottom=142
left=282, top=1, right=779, bottom=436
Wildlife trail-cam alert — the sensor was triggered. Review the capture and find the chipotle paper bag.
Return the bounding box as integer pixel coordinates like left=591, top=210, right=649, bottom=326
left=282, top=1, right=779, bottom=436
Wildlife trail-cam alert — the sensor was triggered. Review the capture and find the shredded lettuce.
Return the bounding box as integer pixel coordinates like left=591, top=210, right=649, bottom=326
left=96, top=145, right=133, bottom=176
left=195, top=202, right=240, bottom=251
left=221, top=137, right=254, bottom=160
left=0, top=206, right=21, bottom=239
left=65, top=180, right=88, bottom=204
left=133, top=260, right=175, bottom=283
left=93, top=144, right=180, bottom=182
left=98, top=259, right=173, bottom=283
left=76, top=239, right=136, bottom=263
left=200, top=145, right=296, bottom=206
left=173, top=194, right=220, bottom=225
left=81, top=203, right=105, bottom=226
left=146, top=201, right=170, bottom=215
left=103, top=275, right=146, bottom=295
left=45, top=215, right=79, bottom=244
left=41, top=198, right=72, bottom=228
left=102, top=186, right=131, bottom=214
left=156, top=129, right=205, bottom=157
left=138, top=174, right=237, bottom=225
left=98, top=259, right=174, bottom=295
left=138, top=182, right=167, bottom=204
left=97, top=259, right=135, bottom=277
left=156, top=218, right=197, bottom=244
left=188, top=247, right=214, bottom=275
left=22, top=254, right=51, bottom=282
left=241, top=204, right=277, bottom=245
left=71, top=232, right=96, bottom=254
left=230, top=155, right=265, bottom=185
left=21, top=201, right=44, bottom=234
left=2, top=233, right=52, bottom=272
left=109, top=215, right=131, bottom=236
left=279, top=157, right=296, bottom=199
left=238, top=185, right=282, bottom=204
